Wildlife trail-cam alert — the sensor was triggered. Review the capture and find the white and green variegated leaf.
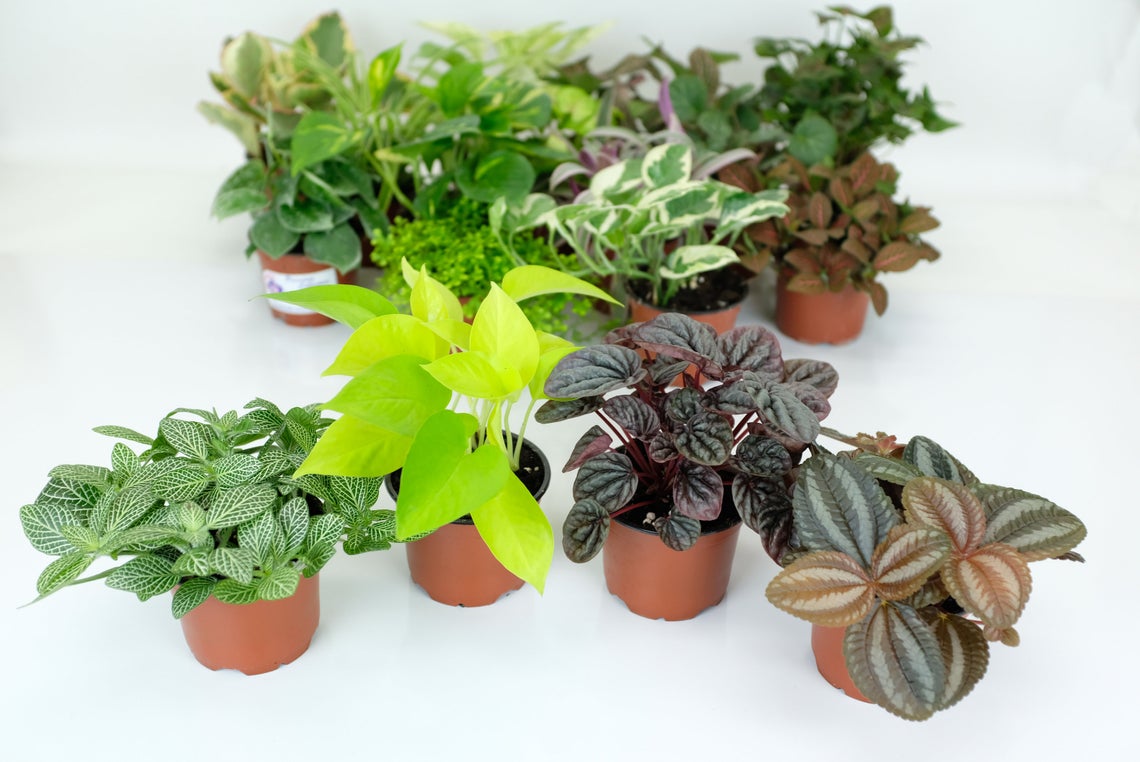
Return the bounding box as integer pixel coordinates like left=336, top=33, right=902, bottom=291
left=104, top=484, right=158, bottom=533
left=640, top=142, right=691, bottom=188
left=213, top=579, right=260, bottom=605
left=238, top=510, right=282, bottom=566
left=158, top=418, right=215, bottom=461
left=21, top=502, right=82, bottom=555
left=257, top=565, right=301, bottom=601
left=637, top=180, right=708, bottom=211
left=150, top=461, right=213, bottom=502
left=280, top=497, right=310, bottom=556
left=48, top=464, right=112, bottom=487
left=92, top=425, right=155, bottom=446
left=172, top=578, right=216, bottom=619
left=845, top=603, right=946, bottom=721
left=211, top=547, right=255, bottom=584
left=589, top=158, right=643, bottom=201
left=254, top=450, right=298, bottom=482
left=36, top=552, right=95, bottom=596
left=170, top=548, right=212, bottom=577
left=105, top=554, right=180, bottom=601
left=903, top=436, right=978, bottom=485
left=58, top=525, right=101, bottom=553
left=211, top=454, right=260, bottom=488
left=921, top=609, right=990, bottom=711
left=659, top=244, right=739, bottom=280
left=975, top=485, right=1087, bottom=561
left=206, top=483, right=277, bottom=529
left=793, top=453, right=899, bottom=568
left=852, top=452, right=922, bottom=486
left=718, top=190, right=789, bottom=230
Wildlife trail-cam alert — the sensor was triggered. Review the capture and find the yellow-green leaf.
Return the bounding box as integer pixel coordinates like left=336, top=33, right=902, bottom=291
left=470, top=284, right=539, bottom=389
left=470, top=472, right=553, bottom=594
left=324, top=314, right=448, bottom=377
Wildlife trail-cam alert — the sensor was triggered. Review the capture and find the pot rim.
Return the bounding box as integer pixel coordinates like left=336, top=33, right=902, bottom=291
left=611, top=496, right=742, bottom=538
left=624, top=278, right=750, bottom=316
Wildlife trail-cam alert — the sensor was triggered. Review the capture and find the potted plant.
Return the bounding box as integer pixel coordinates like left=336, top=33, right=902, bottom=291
left=538, top=312, right=838, bottom=620
left=266, top=263, right=618, bottom=606
left=494, top=142, right=789, bottom=332
left=764, top=429, right=1087, bottom=720
left=18, top=399, right=396, bottom=674
left=744, top=153, right=940, bottom=343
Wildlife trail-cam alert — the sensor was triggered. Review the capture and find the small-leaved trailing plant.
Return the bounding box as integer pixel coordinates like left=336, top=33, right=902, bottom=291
left=738, top=152, right=939, bottom=313
left=492, top=142, right=789, bottom=311
left=19, top=400, right=399, bottom=618
left=753, top=5, right=957, bottom=166
left=765, top=429, right=1087, bottom=720
left=538, top=312, right=838, bottom=559
left=263, top=264, right=619, bottom=592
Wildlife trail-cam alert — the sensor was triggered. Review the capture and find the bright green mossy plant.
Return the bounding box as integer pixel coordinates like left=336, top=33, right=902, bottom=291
left=267, top=265, right=619, bottom=592
left=19, top=400, right=395, bottom=618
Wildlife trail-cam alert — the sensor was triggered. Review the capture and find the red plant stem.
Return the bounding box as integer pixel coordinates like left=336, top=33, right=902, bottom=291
left=612, top=500, right=654, bottom=520
left=733, top=411, right=757, bottom=441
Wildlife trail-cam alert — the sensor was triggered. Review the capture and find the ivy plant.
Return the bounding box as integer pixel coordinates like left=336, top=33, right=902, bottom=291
left=264, top=265, right=619, bottom=593
left=539, top=312, right=838, bottom=559
left=765, top=430, right=1087, bottom=720
left=19, top=400, right=398, bottom=618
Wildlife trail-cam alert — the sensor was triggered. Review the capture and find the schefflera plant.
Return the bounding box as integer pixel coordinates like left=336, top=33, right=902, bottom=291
left=266, top=262, right=618, bottom=592
left=19, top=401, right=393, bottom=618
left=765, top=432, right=1087, bottom=721
left=539, top=312, right=838, bottom=559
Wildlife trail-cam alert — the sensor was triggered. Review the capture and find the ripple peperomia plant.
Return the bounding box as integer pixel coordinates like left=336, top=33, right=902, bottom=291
left=765, top=430, right=1087, bottom=720
left=19, top=400, right=395, bottom=618
left=539, top=312, right=837, bottom=560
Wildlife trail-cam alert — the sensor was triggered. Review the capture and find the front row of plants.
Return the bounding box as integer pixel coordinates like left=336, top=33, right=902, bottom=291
left=20, top=265, right=1086, bottom=719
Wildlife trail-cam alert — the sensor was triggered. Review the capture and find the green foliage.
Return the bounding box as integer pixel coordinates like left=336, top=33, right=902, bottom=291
left=765, top=430, right=1087, bottom=720
left=19, top=400, right=396, bottom=618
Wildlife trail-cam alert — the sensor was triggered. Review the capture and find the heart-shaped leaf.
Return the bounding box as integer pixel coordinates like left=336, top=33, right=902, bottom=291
left=674, top=411, right=733, bottom=466
left=562, top=498, right=611, bottom=563
left=603, top=395, right=661, bottom=440
left=470, top=472, right=553, bottom=593
left=544, top=345, right=646, bottom=399
left=654, top=513, right=702, bottom=551
left=563, top=425, right=613, bottom=473
left=765, top=550, right=875, bottom=627
left=672, top=462, right=724, bottom=521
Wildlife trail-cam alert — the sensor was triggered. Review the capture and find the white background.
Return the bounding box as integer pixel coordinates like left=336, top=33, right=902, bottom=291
left=1, top=1, right=1138, bottom=760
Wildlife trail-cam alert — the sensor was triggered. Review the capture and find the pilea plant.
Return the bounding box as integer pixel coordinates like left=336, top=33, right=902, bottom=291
left=539, top=312, right=838, bottom=559
left=742, top=153, right=939, bottom=313
left=264, top=264, right=618, bottom=592
left=765, top=430, right=1087, bottom=720
left=19, top=400, right=397, bottom=618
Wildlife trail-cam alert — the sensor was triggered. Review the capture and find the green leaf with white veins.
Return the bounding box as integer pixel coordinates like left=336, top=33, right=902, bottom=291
left=239, top=510, right=283, bottom=566
left=106, top=554, right=180, bottom=601
left=21, top=503, right=82, bottom=555
left=36, top=553, right=94, bottom=596
left=172, top=578, right=215, bottom=619
left=206, top=483, right=277, bottom=529
left=258, top=565, right=301, bottom=600
left=471, top=472, right=553, bottom=593
left=660, top=245, right=739, bottom=280
left=158, top=418, right=213, bottom=461
left=280, top=497, right=310, bottom=555
left=210, top=547, right=255, bottom=583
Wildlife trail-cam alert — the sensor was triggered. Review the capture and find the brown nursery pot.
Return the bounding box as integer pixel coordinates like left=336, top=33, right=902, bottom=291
left=775, top=272, right=869, bottom=345
left=179, top=572, right=321, bottom=675
left=258, top=251, right=356, bottom=327
left=386, top=437, right=550, bottom=607
left=602, top=507, right=742, bottom=621
left=811, top=624, right=872, bottom=703
left=627, top=291, right=744, bottom=334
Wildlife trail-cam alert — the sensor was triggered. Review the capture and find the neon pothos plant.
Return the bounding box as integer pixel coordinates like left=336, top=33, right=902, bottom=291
left=493, top=142, right=788, bottom=309
left=539, top=312, right=837, bottom=559
left=19, top=400, right=395, bottom=618
left=765, top=431, right=1087, bottom=720
left=265, top=264, right=618, bottom=592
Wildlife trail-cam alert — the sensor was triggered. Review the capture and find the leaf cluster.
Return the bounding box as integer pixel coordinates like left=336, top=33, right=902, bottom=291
left=19, top=400, right=393, bottom=619
left=540, top=312, right=838, bottom=561
left=766, top=433, right=1087, bottom=720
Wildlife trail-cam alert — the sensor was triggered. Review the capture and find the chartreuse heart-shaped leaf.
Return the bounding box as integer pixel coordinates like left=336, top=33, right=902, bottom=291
left=562, top=498, right=611, bottom=563
left=469, top=283, right=540, bottom=389
left=259, top=285, right=397, bottom=330
left=395, top=411, right=506, bottom=540
left=941, top=543, right=1032, bottom=630
left=471, top=472, right=554, bottom=593
left=975, top=485, right=1087, bottom=561
left=902, top=477, right=986, bottom=555
left=845, top=603, right=945, bottom=721
left=921, top=608, right=990, bottom=711
left=765, top=551, right=875, bottom=627
left=324, top=355, right=451, bottom=437
left=870, top=526, right=952, bottom=602
left=324, top=314, right=449, bottom=377
left=501, top=265, right=620, bottom=306
left=294, top=415, right=413, bottom=478
left=423, top=350, right=521, bottom=400
left=408, top=261, right=464, bottom=323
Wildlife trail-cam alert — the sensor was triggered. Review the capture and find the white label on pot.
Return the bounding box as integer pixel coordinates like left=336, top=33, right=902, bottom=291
left=262, top=267, right=338, bottom=315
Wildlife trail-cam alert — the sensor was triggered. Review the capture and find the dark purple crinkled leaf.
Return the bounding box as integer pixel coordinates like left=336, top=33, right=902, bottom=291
left=704, top=379, right=762, bottom=414
left=562, top=498, right=611, bottom=563
left=673, top=461, right=725, bottom=521
left=603, top=395, right=661, bottom=440
left=647, top=356, right=691, bottom=386
left=787, top=381, right=831, bottom=422
left=754, top=380, right=820, bottom=444
left=563, top=425, right=613, bottom=473
left=535, top=396, right=604, bottom=423
left=544, top=345, right=646, bottom=399
left=716, top=325, right=784, bottom=378
left=733, top=434, right=792, bottom=477
left=664, top=387, right=702, bottom=422
left=631, top=313, right=720, bottom=370
left=654, top=512, right=701, bottom=551
left=603, top=322, right=641, bottom=347
left=649, top=433, right=679, bottom=462
left=572, top=451, right=638, bottom=511
left=733, top=474, right=794, bottom=562
left=675, top=411, right=733, bottom=466
left=783, top=359, right=839, bottom=397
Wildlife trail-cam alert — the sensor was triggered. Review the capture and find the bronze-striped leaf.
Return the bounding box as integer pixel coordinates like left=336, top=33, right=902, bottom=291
left=765, top=551, right=875, bottom=627
left=921, top=608, right=989, bottom=711
left=941, top=542, right=1032, bottom=629
left=975, top=485, right=1087, bottom=561
left=902, top=477, right=986, bottom=555
left=870, top=526, right=952, bottom=601
left=903, top=436, right=978, bottom=484
left=845, top=603, right=945, bottom=721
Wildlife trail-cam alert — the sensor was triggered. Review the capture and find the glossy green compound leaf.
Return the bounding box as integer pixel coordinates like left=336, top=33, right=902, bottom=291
left=172, top=577, right=216, bottom=619
left=106, top=554, right=180, bottom=601
left=205, top=483, right=277, bottom=530
left=845, top=603, right=945, bottom=721
left=793, top=453, right=898, bottom=567
left=471, top=472, right=554, bottom=594
left=262, top=285, right=397, bottom=330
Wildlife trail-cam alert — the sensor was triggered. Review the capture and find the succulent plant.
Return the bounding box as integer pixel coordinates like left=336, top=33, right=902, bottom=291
left=765, top=430, right=1087, bottom=720
left=539, top=312, right=838, bottom=560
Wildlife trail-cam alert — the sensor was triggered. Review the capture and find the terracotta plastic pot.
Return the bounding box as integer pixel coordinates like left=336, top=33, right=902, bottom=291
left=387, top=437, right=550, bottom=607
left=602, top=509, right=742, bottom=621
left=811, top=623, right=872, bottom=702
left=775, top=272, right=869, bottom=345
left=257, top=251, right=356, bottom=327
left=179, top=572, right=320, bottom=675
left=627, top=291, right=744, bottom=334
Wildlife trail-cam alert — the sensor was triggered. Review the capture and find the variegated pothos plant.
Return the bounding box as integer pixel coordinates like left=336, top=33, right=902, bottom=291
left=20, top=400, right=396, bottom=618
left=765, top=431, right=1087, bottom=720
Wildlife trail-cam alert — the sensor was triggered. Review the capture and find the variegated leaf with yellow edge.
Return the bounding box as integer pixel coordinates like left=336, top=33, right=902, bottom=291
left=941, top=542, right=1032, bottom=630
left=765, top=551, right=875, bottom=628
left=845, top=603, right=945, bottom=721
left=902, top=477, right=986, bottom=554
left=870, top=525, right=952, bottom=602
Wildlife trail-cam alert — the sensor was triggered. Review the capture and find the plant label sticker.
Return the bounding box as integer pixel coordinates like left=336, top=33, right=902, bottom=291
left=262, top=267, right=339, bottom=315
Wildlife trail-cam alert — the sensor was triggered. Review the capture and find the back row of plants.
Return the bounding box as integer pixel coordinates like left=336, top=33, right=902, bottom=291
left=205, top=6, right=955, bottom=343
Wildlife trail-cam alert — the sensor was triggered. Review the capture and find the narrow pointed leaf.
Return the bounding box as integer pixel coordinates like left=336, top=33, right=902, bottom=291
left=765, top=551, right=875, bottom=627
left=36, top=553, right=94, bottom=596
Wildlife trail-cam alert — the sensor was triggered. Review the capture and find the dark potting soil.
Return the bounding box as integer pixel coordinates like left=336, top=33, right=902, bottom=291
left=615, top=481, right=742, bottom=536
left=627, top=264, right=749, bottom=313
left=384, top=437, right=549, bottom=526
